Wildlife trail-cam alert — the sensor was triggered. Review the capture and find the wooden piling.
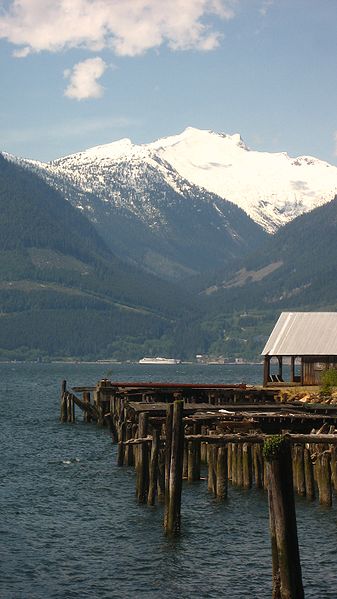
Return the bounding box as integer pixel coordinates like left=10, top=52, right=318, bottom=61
left=293, top=444, right=306, bottom=497
left=303, top=447, right=315, bottom=500
left=236, top=443, right=243, bottom=487
left=330, top=445, right=337, bottom=492
left=72, top=395, right=75, bottom=423
left=188, top=440, right=201, bottom=482
left=231, top=443, right=237, bottom=485
left=60, top=381, right=67, bottom=422
left=265, top=437, right=304, bottom=599
left=216, top=444, right=228, bottom=499
left=268, top=485, right=281, bottom=599
left=263, top=456, right=268, bottom=490
left=83, top=391, right=91, bottom=423
left=164, top=403, right=174, bottom=527
left=207, top=444, right=217, bottom=494
left=188, top=422, right=201, bottom=482
left=157, top=447, right=166, bottom=503
left=136, top=412, right=149, bottom=503
left=148, top=428, right=160, bottom=506
left=67, top=394, right=73, bottom=423
left=253, top=443, right=263, bottom=489
left=317, top=451, right=332, bottom=506
left=124, top=422, right=134, bottom=466
left=200, top=425, right=208, bottom=464
left=117, top=421, right=126, bottom=467
left=183, top=439, right=188, bottom=479
left=227, top=442, right=233, bottom=481
left=242, top=442, right=252, bottom=489
left=165, top=400, right=184, bottom=535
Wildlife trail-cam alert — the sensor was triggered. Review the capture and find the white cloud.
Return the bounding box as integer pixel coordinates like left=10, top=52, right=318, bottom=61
left=0, top=0, right=236, bottom=57
left=259, top=0, right=274, bottom=17
left=64, top=57, right=107, bottom=100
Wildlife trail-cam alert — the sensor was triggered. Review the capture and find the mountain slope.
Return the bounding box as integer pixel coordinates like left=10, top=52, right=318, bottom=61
left=201, top=194, right=337, bottom=309
left=149, top=127, right=337, bottom=232
left=0, top=154, right=201, bottom=359
left=190, top=195, right=337, bottom=359
left=13, top=126, right=337, bottom=238
left=7, top=135, right=269, bottom=280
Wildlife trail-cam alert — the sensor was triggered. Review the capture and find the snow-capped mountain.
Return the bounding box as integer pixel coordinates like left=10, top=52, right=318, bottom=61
left=5, top=133, right=268, bottom=279
left=5, top=126, right=337, bottom=278
left=148, top=128, right=337, bottom=232
left=20, top=126, right=337, bottom=233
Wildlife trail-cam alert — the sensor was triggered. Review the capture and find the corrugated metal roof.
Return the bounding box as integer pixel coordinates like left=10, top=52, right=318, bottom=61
left=262, top=312, right=337, bottom=356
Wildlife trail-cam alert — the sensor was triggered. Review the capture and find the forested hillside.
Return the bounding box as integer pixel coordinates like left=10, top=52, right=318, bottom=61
left=3, top=151, right=337, bottom=362
left=0, top=154, right=202, bottom=360
left=190, top=195, right=337, bottom=358
left=13, top=138, right=268, bottom=280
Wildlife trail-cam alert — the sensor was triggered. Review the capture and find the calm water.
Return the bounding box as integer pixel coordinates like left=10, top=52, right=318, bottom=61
left=1, top=362, right=336, bottom=599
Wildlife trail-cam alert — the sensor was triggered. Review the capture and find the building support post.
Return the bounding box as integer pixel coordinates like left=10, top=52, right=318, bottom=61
left=264, top=356, right=271, bottom=386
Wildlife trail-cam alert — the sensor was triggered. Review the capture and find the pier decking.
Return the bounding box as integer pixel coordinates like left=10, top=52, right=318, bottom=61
left=60, top=378, right=337, bottom=599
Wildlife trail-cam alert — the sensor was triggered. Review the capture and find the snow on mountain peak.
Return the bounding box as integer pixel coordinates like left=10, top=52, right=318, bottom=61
left=8, top=126, right=337, bottom=234
left=83, top=137, right=133, bottom=159
left=146, top=128, right=337, bottom=231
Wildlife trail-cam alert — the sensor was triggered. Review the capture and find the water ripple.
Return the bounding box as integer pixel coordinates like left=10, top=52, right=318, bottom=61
left=1, top=362, right=336, bottom=598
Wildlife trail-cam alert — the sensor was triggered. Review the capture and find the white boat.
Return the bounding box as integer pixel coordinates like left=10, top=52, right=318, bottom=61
left=138, top=356, right=181, bottom=365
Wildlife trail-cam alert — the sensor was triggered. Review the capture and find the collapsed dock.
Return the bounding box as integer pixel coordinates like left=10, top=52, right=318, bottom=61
left=60, top=378, right=337, bottom=599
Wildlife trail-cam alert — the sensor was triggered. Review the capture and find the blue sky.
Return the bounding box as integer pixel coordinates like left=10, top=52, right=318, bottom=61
left=0, top=0, right=337, bottom=163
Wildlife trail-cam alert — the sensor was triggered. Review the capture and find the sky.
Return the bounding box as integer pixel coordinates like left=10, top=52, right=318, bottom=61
left=0, top=0, right=337, bottom=163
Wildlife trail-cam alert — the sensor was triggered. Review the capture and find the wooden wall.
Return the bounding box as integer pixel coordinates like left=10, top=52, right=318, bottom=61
left=302, top=356, right=337, bottom=385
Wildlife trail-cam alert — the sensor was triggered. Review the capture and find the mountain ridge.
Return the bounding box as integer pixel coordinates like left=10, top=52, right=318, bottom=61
left=0, top=153, right=203, bottom=360
left=9, top=126, right=337, bottom=234
left=6, top=133, right=267, bottom=280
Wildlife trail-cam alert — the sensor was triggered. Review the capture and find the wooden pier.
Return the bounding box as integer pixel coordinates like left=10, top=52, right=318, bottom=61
left=60, top=378, right=337, bottom=599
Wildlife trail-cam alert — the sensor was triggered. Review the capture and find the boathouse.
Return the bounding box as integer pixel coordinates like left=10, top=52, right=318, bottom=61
left=262, top=312, right=337, bottom=386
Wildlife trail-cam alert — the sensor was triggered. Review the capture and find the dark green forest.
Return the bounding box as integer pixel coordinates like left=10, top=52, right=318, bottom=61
left=0, top=155, right=205, bottom=360
left=1, top=152, right=337, bottom=361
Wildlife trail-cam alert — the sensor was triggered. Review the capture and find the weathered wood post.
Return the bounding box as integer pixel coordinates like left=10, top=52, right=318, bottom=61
left=242, top=442, right=252, bottom=489
left=253, top=443, right=263, bottom=488
left=264, top=436, right=304, bottom=599
left=263, top=455, right=268, bottom=490
left=316, top=450, right=332, bottom=507
left=201, top=426, right=207, bottom=463
left=183, top=439, right=188, bottom=479
left=330, top=445, right=337, bottom=492
left=207, top=444, right=217, bottom=494
left=187, top=441, right=194, bottom=482
left=293, top=444, right=306, bottom=497
left=83, top=391, right=91, bottom=423
left=60, top=380, right=67, bottom=422
left=227, top=442, right=233, bottom=481
left=157, top=445, right=166, bottom=503
left=303, top=447, right=315, bottom=500
left=148, top=428, right=160, bottom=506
left=231, top=443, right=237, bottom=485
left=236, top=443, right=243, bottom=487
left=268, top=484, right=281, bottom=599
left=165, top=400, right=184, bottom=535
left=117, top=421, right=126, bottom=467
left=216, top=444, right=228, bottom=499
left=124, top=422, right=134, bottom=466
left=164, top=403, right=174, bottom=528
left=71, top=394, right=75, bottom=423
left=67, top=394, right=73, bottom=423
left=188, top=422, right=201, bottom=482
left=136, top=412, right=149, bottom=503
